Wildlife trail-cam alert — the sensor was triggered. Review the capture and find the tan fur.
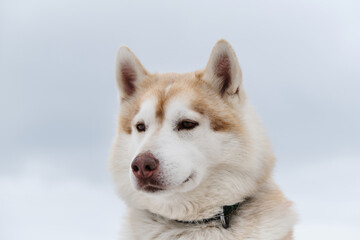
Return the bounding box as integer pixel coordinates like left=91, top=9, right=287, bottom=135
left=110, top=39, right=297, bottom=239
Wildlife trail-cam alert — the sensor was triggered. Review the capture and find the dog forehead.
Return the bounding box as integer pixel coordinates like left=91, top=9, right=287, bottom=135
left=135, top=97, right=157, bottom=120
left=137, top=82, right=194, bottom=120
left=164, top=95, right=194, bottom=118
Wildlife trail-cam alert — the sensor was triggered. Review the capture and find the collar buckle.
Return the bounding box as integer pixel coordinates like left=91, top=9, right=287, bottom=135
left=220, top=212, right=229, bottom=229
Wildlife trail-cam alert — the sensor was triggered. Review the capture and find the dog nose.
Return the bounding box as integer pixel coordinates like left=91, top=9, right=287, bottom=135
left=131, top=152, right=159, bottom=179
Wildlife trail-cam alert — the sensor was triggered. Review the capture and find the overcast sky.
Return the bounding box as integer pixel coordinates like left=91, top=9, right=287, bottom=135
left=0, top=0, right=359, bottom=239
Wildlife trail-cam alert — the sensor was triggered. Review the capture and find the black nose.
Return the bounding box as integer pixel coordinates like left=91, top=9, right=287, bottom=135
left=131, top=152, right=159, bottom=180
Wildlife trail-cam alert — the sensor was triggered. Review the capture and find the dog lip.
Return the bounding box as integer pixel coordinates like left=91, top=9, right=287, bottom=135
left=138, top=173, right=195, bottom=193
left=183, top=177, right=191, bottom=183
left=182, top=173, right=194, bottom=184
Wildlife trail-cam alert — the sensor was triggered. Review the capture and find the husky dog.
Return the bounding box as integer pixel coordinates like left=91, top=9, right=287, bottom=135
left=110, top=40, right=297, bottom=240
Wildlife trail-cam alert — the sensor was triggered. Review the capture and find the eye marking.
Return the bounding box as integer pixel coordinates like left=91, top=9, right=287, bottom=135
left=177, top=119, right=199, bottom=131
left=135, top=122, right=146, bottom=132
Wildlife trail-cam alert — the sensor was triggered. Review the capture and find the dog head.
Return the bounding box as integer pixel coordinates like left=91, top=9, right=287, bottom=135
left=110, top=40, right=275, bottom=220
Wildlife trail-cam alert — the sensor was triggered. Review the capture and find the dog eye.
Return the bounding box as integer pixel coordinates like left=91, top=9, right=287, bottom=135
left=136, top=123, right=146, bottom=132
left=177, top=120, right=199, bottom=131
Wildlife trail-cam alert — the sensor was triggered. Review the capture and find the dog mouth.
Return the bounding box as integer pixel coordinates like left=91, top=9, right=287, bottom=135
left=139, top=173, right=194, bottom=193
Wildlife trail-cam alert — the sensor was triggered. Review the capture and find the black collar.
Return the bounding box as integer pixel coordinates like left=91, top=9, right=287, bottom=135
left=175, top=197, right=251, bottom=229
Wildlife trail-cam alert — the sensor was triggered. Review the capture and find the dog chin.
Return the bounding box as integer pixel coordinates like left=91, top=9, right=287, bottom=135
left=141, top=185, right=166, bottom=193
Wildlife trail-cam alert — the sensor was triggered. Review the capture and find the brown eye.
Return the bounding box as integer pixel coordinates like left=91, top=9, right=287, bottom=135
left=177, top=120, right=199, bottom=131
left=136, top=123, right=146, bottom=132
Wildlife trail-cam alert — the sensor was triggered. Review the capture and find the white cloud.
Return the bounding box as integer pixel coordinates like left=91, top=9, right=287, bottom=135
left=275, top=157, right=360, bottom=239
left=0, top=162, right=125, bottom=240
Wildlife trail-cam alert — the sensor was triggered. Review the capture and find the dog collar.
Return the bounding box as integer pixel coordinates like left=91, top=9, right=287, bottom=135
left=175, top=198, right=251, bottom=229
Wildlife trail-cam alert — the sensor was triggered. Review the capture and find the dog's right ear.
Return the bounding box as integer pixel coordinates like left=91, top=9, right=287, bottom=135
left=115, top=46, right=148, bottom=99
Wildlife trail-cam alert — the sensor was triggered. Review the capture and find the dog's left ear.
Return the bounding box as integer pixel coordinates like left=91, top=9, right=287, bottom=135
left=200, top=39, right=243, bottom=101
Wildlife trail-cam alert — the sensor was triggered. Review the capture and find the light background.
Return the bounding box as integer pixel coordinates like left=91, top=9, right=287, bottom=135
left=1, top=0, right=359, bottom=239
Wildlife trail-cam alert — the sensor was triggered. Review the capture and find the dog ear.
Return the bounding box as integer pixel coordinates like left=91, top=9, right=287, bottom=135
left=200, top=39, right=243, bottom=99
left=115, top=46, right=148, bottom=99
